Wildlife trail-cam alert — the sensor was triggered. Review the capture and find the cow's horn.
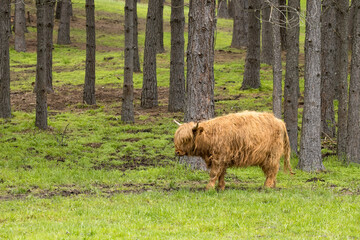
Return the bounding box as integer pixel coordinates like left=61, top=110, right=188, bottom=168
left=173, top=119, right=182, bottom=126
left=192, top=122, right=199, bottom=131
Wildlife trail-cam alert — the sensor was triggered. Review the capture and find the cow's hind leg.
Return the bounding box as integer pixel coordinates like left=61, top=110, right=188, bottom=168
left=262, top=161, right=280, bottom=188
left=218, top=168, right=227, bottom=191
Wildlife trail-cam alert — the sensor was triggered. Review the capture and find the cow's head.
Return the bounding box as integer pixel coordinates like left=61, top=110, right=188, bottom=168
left=174, top=121, right=203, bottom=156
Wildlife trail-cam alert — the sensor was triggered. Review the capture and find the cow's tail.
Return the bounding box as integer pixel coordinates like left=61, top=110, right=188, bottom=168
left=283, top=125, right=295, bottom=175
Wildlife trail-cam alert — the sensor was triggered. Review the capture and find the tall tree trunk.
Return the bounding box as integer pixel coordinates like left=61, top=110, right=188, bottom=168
left=121, top=0, right=135, bottom=123
left=156, top=0, right=165, bottom=53
left=298, top=0, right=325, bottom=172
left=346, top=0, right=360, bottom=164
left=141, top=0, right=158, bottom=108
left=0, top=0, right=11, bottom=119
left=45, top=0, right=54, bottom=93
left=228, top=0, right=234, bottom=18
left=241, top=0, right=261, bottom=90
left=133, top=0, right=141, bottom=73
left=261, top=1, right=273, bottom=65
left=336, top=0, right=349, bottom=159
left=279, top=0, right=286, bottom=50
left=168, top=0, right=185, bottom=112
left=35, top=0, right=48, bottom=130
left=83, top=0, right=96, bottom=105
left=284, top=0, right=300, bottom=154
left=348, top=0, right=355, bottom=51
left=320, top=0, right=336, bottom=138
left=231, top=0, right=247, bottom=48
left=55, top=0, right=62, bottom=19
left=57, top=0, right=71, bottom=45
left=217, top=0, right=230, bottom=19
left=183, top=0, right=216, bottom=170
left=14, top=0, right=26, bottom=52
left=271, top=0, right=282, bottom=118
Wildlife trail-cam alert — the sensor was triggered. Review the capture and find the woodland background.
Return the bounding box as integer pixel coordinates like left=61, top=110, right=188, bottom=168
left=0, top=0, right=360, bottom=239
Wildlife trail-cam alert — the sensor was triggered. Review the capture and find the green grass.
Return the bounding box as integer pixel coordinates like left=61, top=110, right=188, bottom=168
left=2, top=0, right=360, bottom=239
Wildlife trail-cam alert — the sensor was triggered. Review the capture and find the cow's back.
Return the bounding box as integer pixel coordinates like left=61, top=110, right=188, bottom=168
left=195, top=111, right=286, bottom=167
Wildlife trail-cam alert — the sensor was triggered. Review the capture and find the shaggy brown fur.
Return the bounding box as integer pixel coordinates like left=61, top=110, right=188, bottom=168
left=174, top=111, right=294, bottom=189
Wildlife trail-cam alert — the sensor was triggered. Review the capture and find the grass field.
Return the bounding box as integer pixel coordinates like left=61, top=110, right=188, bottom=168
left=1, top=0, right=360, bottom=239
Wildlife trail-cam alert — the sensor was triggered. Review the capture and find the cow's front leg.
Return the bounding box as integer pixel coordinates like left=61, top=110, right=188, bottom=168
left=206, top=162, right=225, bottom=190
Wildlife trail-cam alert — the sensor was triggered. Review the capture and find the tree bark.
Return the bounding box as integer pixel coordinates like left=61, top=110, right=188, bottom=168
left=346, top=0, right=360, bottom=164
left=14, top=0, right=26, bottom=52
left=261, top=1, right=273, bottom=65
left=231, top=0, right=247, bottom=48
left=121, top=0, right=135, bottom=123
left=45, top=0, right=54, bottom=93
left=241, top=0, right=261, bottom=90
left=298, top=0, right=325, bottom=172
left=141, top=0, right=158, bottom=108
left=348, top=0, right=355, bottom=51
left=279, top=0, right=286, bottom=50
left=0, top=0, right=11, bottom=119
left=336, top=0, right=349, bottom=159
left=156, top=0, right=165, bottom=53
left=83, top=0, right=96, bottom=105
left=271, top=0, right=282, bottom=119
left=168, top=0, right=185, bottom=112
left=284, top=0, right=300, bottom=154
left=35, top=0, right=49, bottom=130
left=184, top=0, right=216, bottom=171
left=133, top=0, right=141, bottom=73
left=320, top=0, right=336, bottom=138
left=55, top=0, right=61, bottom=19
left=57, top=0, right=71, bottom=45
left=217, top=0, right=230, bottom=19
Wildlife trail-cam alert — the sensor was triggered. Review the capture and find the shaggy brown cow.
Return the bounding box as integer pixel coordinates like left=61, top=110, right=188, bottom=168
left=174, top=111, right=294, bottom=189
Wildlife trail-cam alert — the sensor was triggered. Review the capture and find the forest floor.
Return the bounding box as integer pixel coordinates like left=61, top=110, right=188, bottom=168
left=1, top=0, right=360, bottom=239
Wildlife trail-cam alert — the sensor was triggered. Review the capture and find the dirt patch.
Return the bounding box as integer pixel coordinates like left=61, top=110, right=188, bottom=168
left=92, top=155, right=170, bottom=171
left=305, top=177, right=325, bottom=183
left=10, top=85, right=173, bottom=118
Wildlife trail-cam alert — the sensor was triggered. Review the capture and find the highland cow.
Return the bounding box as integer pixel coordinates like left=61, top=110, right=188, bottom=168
left=174, top=111, right=294, bottom=190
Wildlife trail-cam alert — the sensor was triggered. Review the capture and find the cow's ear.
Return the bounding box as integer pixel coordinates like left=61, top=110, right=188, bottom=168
left=193, top=127, right=204, bottom=136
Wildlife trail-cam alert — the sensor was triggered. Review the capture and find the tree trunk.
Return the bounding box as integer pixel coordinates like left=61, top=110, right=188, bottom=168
left=55, top=0, right=62, bottom=19
left=133, top=0, right=141, bottom=73
left=241, top=0, right=261, bottom=90
left=284, top=0, right=300, bottom=154
left=231, top=0, right=247, bottom=48
left=271, top=0, right=282, bottom=119
left=298, top=0, right=325, bottom=172
left=57, top=0, right=71, bottom=45
left=168, top=0, right=185, bottom=112
left=35, top=0, right=48, bottom=130
left=320, top=0, right=336, bottom=138
left=83, top=0, right=96, bottom=105
left=121, top=0, right=135, bottom=123
left=45, top=1, right=54, bottom=93
left=346, top=0, right=360, bottom=164
left=217, top=0, right=230, bottom=19
left=228, top=0, right=234, bottom=18
left=14, top=0, right=26, bottom=52
left=348, top=0, right=355, bottom=51
left=261, top=1, right=273, bottom=65
left=336, top=0, right=349, bottom=159
left=184, top=0, right=216, bottom=171
left=156, top=0, right=165, bottom=53
left=279, top=0, right=286, bottom=50
left=141, top=0, right=158, bottom=108
left=0, top=0, right=11, bottom=119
